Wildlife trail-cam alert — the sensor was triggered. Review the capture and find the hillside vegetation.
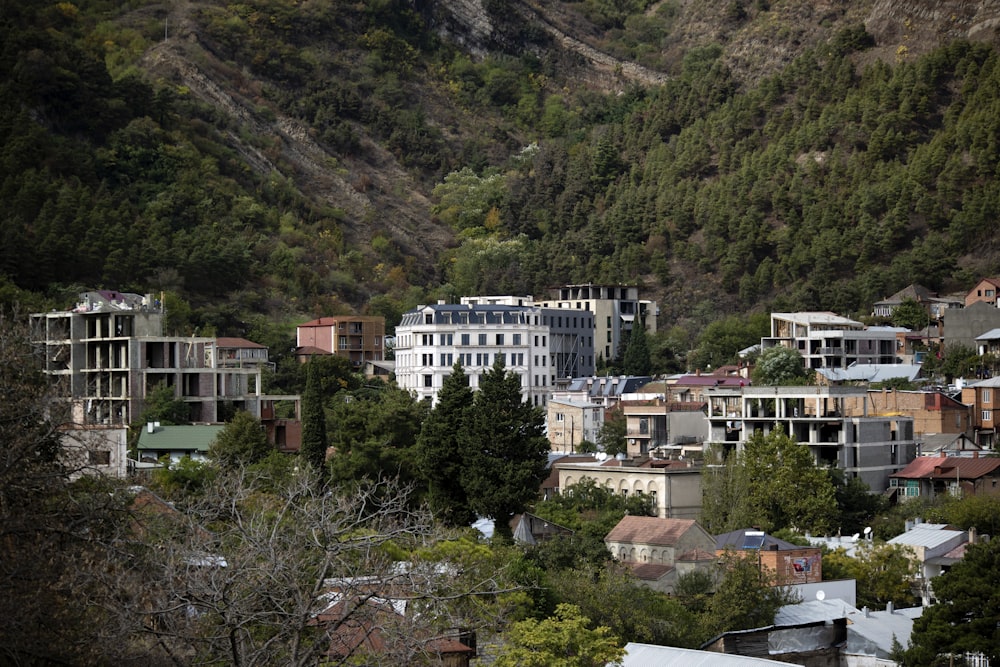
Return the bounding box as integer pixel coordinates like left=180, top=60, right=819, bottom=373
left=4, top=0, right=1000, bottom=355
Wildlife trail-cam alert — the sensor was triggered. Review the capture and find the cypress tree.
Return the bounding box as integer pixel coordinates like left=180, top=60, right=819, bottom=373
left=623, top=315, right=651, bottom=376
left=300, top=361, right=328, bottom=474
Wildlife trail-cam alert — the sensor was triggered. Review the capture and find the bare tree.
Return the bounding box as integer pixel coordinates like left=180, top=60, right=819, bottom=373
left=106, top=465, right=522, bottom=665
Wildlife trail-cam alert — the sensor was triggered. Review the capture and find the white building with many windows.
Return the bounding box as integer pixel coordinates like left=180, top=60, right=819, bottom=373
left=394, top=299, right=595, bottom=406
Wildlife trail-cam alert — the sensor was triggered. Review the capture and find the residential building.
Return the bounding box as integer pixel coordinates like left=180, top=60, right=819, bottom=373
left=536, top=283, right=657, bottom=364
left=136, top=423, right=226, bottom=464
left=546, top=398, right=603, bottom=452
left=295, top=316, right=385, bottom=369
left=964, top=277, right=1000, bottom=307
left=604, top=516, right=718, bottom=593
left=887, top=521, right=969, bottom=606
left=715, top=529, right=823, bottom=585
left=394, top=299, right=594, bottom=406
left=888, top=453, right=1000, bottom=502
left=549, top=375, right=653, bottom=409
left=705, top=385, right=917, bottom=492
left=815, top=363, right=923, bottom=385
left=761, top=312, right=901, bottom=369
left=975, top=327, right=1000, bottom=355
left=619, top=397, right=707, bottom=458
left=555, top=456, right=703, bottom=519
left=961, top=377, right=1000, bottom=448
left=872, top=283, right=963, bottom=324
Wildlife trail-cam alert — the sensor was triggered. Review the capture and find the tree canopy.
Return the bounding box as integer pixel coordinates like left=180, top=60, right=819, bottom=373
left=701, top=426, right=838, bottom=534
left=460, top=359, right=550, bottom=542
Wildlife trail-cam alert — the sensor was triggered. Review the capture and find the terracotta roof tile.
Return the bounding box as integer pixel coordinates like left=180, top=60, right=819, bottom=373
left=605, top=516, right=696, bottom=546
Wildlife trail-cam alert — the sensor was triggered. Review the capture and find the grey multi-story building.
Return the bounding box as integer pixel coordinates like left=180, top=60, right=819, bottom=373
left=705, top=385, right=917, bottom=492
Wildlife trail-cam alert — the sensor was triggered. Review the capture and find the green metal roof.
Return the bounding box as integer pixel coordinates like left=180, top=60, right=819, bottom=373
left=137, top=424, right=226, bottom=452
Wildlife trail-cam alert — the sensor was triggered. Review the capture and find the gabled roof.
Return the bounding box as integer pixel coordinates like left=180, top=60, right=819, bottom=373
left=971, top=277, right=1000, bottom=290
left=966, top=376, right=1000, bottom=387
left=875, top=284, right=936, bottom=306
left=605, top=516, right=698, bottom=546
left=619, top=643, right=792, bottom=667
left=817, top=364, right=921, bottom=383
left=890, top=455, right=1000, bottom=481
left=629, top=563, right=673, bottom=581
left=215, top=336, right=266, bottom=348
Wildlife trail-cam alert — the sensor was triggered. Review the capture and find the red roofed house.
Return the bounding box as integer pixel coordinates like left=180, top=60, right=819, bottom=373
left=604, top=516, right=717, bottom=593
left=296, top=316, right=385, bottom=369
left=888, top=453, right=1000, bottom=502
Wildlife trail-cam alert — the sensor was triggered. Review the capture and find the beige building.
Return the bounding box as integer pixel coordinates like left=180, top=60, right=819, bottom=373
left=537, top=283, right=657, bottom=365
left=838, top=389, right=972, bottom=436
left=555, top=457, right=703, bottom=519
left=547, top=398, right=603, bottom=452
left=604, top=516, right=718, bottom=593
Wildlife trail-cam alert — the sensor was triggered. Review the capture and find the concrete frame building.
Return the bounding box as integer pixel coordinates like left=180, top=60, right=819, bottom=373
left=705, top=385, right=917, bottom=492
left=31, top=290, right=297, bottom=476
left=762, top=312, right=901, bottom=369
left=536, top=283, right=657, bottom=365
left=395, top=298, right=595, bottom=406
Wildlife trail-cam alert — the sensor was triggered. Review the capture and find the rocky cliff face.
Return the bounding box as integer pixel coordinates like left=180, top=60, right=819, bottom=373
left=866, top=0, right=1000, bottom=60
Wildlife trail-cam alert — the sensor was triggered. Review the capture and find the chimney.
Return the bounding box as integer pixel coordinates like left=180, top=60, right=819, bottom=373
left=863, top=606, right=870, bottom=618
left=695, top=368, right=701, bottom=376
left=886, top=601, right=895, bottom=614
left=969, top=526, right=977, bottom=545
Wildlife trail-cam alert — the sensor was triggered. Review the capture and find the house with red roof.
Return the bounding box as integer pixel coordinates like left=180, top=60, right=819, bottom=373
left=888, top=452, right=1000, bottom=502
left=965, top=277, right=1000, bottom=307
left=604, top=516, right=717, bottom=593
left=295, top=315, right=385, bottom=369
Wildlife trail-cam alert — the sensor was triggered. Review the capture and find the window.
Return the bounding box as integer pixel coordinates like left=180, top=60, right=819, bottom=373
left=984, top=389, right=992, bottom=403
left=422, top=334, right=432, bottom=346
left=983, top=410, right=993, bottom=423
left=442, top=333, right=453, bottom=346
left=496, top=333, right=504, bottom=345
left=478, top=333, right=487, bottom=346
left=461, top=333, right=470, bottom=346
left=422, top=353, right=433, bottom=366
left=423, top=375, right=433, bottom=388
left=424, top=314, right=433, bottom=324
left=513, top=334, right=521, bottom=345
left=440, top=353, right=452, bottom=366
left=555, top=413, right=564, bottom=422
left=89, top=450, right=111, bottom=465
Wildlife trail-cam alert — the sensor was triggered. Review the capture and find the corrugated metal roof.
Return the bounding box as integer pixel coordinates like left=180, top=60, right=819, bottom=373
left=137, top=424, right=226, bottom=452
left=774, top=599, right=860, bottom=626
left=891, top=455, right=1000, bottom=480
left=888, top=526, right=966, bottom=550
left=617, top=643, right=793, bottom=667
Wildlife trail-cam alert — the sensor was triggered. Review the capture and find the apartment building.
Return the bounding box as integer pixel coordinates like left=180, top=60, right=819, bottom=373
left=961, top=377, right=1000, bottom=448
left=536, top=283, right=657, bottom=364
left=296, top=315, right=385, bottom=369
left=395, top=299, right=594, bottom=406
left=762, top=312, right=901, bottom=369
left=705, top=385, right=917, bottom=492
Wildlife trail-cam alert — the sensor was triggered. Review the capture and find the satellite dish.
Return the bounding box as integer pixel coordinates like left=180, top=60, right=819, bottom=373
left=852, top=533, right=860, bottom=541
left=863, top=526, right=873, bottom=536
left=596, top=452, right=608, bottom=461
left=816, top=590, right=826, bottom=601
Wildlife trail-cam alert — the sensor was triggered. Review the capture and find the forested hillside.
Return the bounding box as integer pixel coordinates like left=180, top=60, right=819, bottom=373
left=4, top=0, right=1000, bottom=355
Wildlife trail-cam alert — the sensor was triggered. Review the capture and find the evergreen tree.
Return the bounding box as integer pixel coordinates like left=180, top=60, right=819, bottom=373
left=299, top=361, right=328, bottom=474
left=208, top=410, right=271, bottom=470
left=415, top=363, right=476, bottom=527
left=622, top=317, right=651, bottom=375
left=460, top=359, right=549, bottom=542
left=902, top=537, right=1000, bottom=666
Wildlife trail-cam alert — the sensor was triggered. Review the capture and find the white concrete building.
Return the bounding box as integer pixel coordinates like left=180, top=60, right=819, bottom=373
left=762, top=312, right=902, bottom=369
left=395, top=301, right=561, bottom=406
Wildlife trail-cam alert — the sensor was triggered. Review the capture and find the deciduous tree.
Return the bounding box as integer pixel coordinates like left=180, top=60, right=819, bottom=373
left=208, top=410, right=271, bottom=469
left=493, top=603, right=625, bottom=667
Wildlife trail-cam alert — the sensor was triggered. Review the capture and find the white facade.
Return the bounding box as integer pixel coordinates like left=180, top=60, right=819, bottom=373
left=762, top=312, right=902, bottom=369
left=395, top=302, right=552, bottom=406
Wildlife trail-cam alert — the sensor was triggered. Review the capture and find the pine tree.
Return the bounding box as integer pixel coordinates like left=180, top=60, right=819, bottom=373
left=459, top=359, right=549, bottom=542
left=415, top=363, right=476, bottom=527
left=300, top=361, right=329, bottom=474
left=623, top=316, right=651, bottom=375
